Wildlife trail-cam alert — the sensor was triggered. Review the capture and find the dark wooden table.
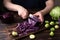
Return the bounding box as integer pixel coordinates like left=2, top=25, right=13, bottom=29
left=0, top=12, right=60, bottom=40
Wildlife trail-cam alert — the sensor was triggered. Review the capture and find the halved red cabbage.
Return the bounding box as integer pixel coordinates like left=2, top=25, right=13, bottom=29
left=16, top=14, right=40, bottom=35
left=0, top=12, right=14, bottom=24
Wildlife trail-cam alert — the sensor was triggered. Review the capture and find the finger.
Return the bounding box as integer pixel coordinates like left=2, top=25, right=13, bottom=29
left=18, top=13, right=24, bottom=19
left=22, top=13, right=28, bottom=19
left=38, top=14, right=44, bottom=23
left=21, top=15, right=26, bottom=19
left=33, top=13, right=38, bottom=16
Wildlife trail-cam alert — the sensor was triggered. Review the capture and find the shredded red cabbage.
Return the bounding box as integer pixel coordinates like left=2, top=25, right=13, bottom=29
left=16, top=14, right=41, bottom=36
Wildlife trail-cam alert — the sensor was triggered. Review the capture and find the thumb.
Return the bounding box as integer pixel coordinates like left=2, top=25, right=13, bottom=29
left=21, top=15, right=27, bottom=19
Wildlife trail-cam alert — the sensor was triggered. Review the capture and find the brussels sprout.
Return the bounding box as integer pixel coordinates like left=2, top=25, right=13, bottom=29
left=50, top=27, right=55, bottom=31
left=29, top=34, right=35, bottom=39
left=12, top=31, right=18, bottom=36
left=45, top=24, right=50, bottom=28
left=55, top=22, right=59, bottom=24
left=50, top=31, right=54, bottom=36
left=54, top=25, right=59, bottom=29
left=50, top=21, right=54, bottom=25
left=45, top=20, right=49, bottom=24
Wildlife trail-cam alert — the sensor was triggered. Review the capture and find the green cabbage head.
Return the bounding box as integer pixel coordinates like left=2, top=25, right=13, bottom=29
left=50, top=6, right=60, bottom=20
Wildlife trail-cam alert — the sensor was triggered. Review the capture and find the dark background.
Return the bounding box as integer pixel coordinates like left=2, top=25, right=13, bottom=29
left=0, top=0, right=60, bottom=40
left=0, top=0, right=60, bottom=12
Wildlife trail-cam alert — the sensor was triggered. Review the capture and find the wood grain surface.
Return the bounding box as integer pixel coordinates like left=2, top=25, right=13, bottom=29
left=0, top=13, right=60, bottom=40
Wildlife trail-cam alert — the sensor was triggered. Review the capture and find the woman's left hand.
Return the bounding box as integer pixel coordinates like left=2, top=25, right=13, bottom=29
left=33, top=11, right=44, bottom=22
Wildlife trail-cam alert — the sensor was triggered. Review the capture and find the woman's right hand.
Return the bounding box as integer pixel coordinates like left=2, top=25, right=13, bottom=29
left=4, top=0, right=28, bottom=19
left=18, top=7, right=28, bottom=19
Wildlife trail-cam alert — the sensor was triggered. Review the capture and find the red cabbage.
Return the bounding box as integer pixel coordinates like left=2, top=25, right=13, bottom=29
left=16, top=14, right=40, bottom=36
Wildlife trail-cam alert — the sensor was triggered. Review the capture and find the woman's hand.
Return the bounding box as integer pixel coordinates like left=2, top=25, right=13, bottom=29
left=4, top=0, right=28, bottom=19
left=18, top=7, right=28, bottom=19
left=33, top=11, right=44, bottom=22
